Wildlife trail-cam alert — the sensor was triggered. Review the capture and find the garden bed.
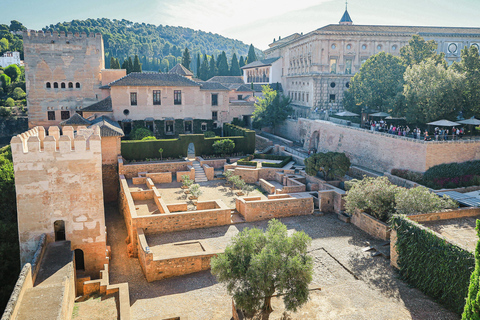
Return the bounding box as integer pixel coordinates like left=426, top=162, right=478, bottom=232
left=237, top=154, right=292, bottom=168
left=351, top=210, right=391, bottom=241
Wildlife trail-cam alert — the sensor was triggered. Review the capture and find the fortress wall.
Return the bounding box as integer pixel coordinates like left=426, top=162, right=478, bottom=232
left=23, top=31, right=104, bottom=128
left=119, top=159, right=193, bottom=179
left=11, top=126, right=107, bottom=277
left=276, top=119, right=480, bottom=173
left=236, top=195, right=313, bottom=222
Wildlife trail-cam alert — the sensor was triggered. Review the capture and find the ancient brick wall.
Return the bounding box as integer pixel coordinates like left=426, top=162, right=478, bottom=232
left=199, top=158, right=226, bottom=169
left=119, top=158, right=193, bottom=178
left=259, top=179, right=276, bottom=194
left=351, top=210, right=391, bottom=241
left=236, top=195, right=313, bottom=222
left=276, top=119, right=480, bottom=173
left=23, top=31, right=104, bottom=128
left=11, top=126, right=108, bottom=277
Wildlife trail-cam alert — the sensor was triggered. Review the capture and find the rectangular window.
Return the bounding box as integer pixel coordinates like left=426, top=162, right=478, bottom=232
left=153, top=90, right=161, bottom=105
left=329, top=94, right=336, bottom=103
left=61, top=111, right=70, bottom=120
left=174, top=90, right=182, bottom=105
left=212, top=111, right=218, bottom=121
left=237, top=95, right=243, bottom=100
left=306, top=94, right=309, bottom=103
left=295, top=92, right=297, bottom=100
left=211, top=93, right=218, bottom=106
left=184, top=120, right=192, bottom=133
left=130, top=92, right=137, bottom=106
left=165, top=121, right=174, bottom=134
left=302, top=93, right=305, bottom=102
left=201, top=123, right=207, bottom=131
left=345, top=59, right=353, bottom=74
left=330, top=58, right=337, bottom=74
left=48, top=111, right=55, bottom=121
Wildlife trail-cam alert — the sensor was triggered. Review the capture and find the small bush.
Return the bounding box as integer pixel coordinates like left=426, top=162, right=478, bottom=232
left=204, top=131, right=215, bottom=138
left=189, top=184, right=202, bottom=198
left=395, top=186, right=457, bottom=215
left=213, top=139, right=235, bottom=155
left=130, top=127, right=154, bottom=140
left=141, top=136, right=157, bottom=141
left=5, top=98, right=14, bottom=108
left=12, top=87, right=25, bottom=100
left=181, top=175, right=193, bottom=188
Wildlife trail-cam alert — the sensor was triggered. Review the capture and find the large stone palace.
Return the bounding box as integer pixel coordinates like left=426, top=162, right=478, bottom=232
left=260, top=7, right=480, bottom=117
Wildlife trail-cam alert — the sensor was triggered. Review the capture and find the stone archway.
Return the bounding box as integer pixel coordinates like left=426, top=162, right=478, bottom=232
left=309, top=131, right=320, bottom=152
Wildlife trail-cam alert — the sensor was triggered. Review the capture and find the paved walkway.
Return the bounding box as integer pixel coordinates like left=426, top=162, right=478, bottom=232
left=105, top=204, right=459, bottom=320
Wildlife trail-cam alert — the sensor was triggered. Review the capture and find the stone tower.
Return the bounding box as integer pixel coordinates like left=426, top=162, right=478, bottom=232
left=11, top=126, right=108, bottom=277
left=23, top=30, right=105, bottom=128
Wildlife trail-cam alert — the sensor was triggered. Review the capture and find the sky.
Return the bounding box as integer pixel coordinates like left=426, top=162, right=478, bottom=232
left=2, top=0, right=480, bottom=50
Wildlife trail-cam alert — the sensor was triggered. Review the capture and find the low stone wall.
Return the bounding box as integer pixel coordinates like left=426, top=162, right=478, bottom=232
left=1, top=264, right=33, bottom=320
left=119, top=157, right=192, bottom=179
left=198, top=157, right=226, bottom=169
left=176, top=165, right=195, bottom=182
left=347, top=165, right=382, bottom=179
left=236, top=194, right=313, bottom=222
left=351, top=210, right=391, bottom=241
left=278, top=176, right=306, bottom=194
left=203, top=164, right=214, bottom=180
left=255, top=135, right=273, bottom=152
left=259, top=179, right=276, bottom=194
left=226, top=165, right=291, bottom=184
left=384, top=173, right=419, bottom=189
left=408, top=207, right=480, bottom=223
left=146, top=172, right=172, bottom=184
left=137, top=228, right=219, bottom=282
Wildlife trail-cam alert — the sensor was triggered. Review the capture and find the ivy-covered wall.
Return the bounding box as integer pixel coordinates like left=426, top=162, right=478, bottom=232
left=391, top=215, right=474, bottom=314
left=123, top=119, right=217, bottom=139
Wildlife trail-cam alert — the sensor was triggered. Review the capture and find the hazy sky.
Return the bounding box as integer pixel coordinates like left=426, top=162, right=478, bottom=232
left=2, top=0, right=480, bottom=50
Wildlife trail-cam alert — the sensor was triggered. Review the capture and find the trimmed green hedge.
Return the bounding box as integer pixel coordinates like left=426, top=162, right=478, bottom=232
left=237, top=155, right=256, bottom=166
left=223, top=123, right=255, bottom=153
left=236, top=154, right=292, bottom=168
left=391, top=215, right=474, bottom=314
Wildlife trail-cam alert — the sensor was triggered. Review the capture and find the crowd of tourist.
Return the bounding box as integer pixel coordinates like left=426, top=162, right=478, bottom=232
left=365, top=120, right=465, bottom=141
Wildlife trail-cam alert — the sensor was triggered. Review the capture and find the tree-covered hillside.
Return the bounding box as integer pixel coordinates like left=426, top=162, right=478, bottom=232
left=43, top=18, right=262, bottom=72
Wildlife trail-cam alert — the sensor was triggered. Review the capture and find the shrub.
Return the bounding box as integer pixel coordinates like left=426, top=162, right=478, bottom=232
left=189, top=184, right=202, bottom=198
left=242, top=184, right=255, bottom=195
left=141, top=136, right=157, bottom=141
left=391, top=168, right=424, bottom=183
left=395, top=186, right=457, bottom=215
left=130, top=127, right=154, bottom=140
left=345, top=176, right=399, bottom=222
left=12, top=87, right=25, bottom=100
left=234, top=177, right=246, bottom=190
left=213, top=139, right=235, bottom=155
left=228, top=175, right=241, bottom=190
left=463, top=220, right=480, bottom=319
left=0, top=106, right=12, bottom=118
left=181, top=174, right=193, bottom=188
left=204, top=131, right=215, bottom=138
left=5, top=98, right=14, bottom=108
left=305, top=152, right=351, bottom=180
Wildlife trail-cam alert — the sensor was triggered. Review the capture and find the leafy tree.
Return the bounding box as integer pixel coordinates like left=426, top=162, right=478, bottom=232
left=181, top=174, right=193, bottom=188
left=133, top=54, right=142, bottom=72
left=246, top=44, right=257, bottom=64
left=110, top=56, right=116, bottom=69
left=9, top=20, right=26, bottom=32
left=395, top=186, right=457, bottom=216
left=189, top=183, right=202, bottom=199
left=130, top=127, right=153, bottom=140
left=208, top=55, right=217, bottom=79
left=212, top=139, right=235, bottom=155
left=12, top=87, right=25, bottom=100
left=5, top=98, right=14, bottom=108
left=346, top=52, right=406, bottom=114
left=0, top=38, right=9, bottom=53
left=181, top=48, right=191, bottom=71
left=217, top=51, right=229, bottom=76
left=452, top=45, right=480, bottom=118
left=230, top=53, right=241, bottom=76
left=211, top=219, right=313, bottom=319
left=158, top=148, right=164, bottom=160
left=242, top=184, right=255, bottom=196
left=403, top=59, right=464, bottom=124
left=239, top=56, right=245, bottom=68
left=345, top=176, right=399, bottom=222
left=160, top=58, right=169, bottom=73
left=4, top=64, right=20, bottom=82
left=400, top=34, right=445, bottom=67
left=462, top=220, right=480, bottom=320
left=252, top=85, right=292, bottom=134
left=305, top=152, right=351, bottom=181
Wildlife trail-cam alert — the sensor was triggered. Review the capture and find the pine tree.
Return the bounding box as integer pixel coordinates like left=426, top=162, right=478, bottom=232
left=196, top=54, right=201, bottom=78
left=133, top=54, right=142, bottom=72
left=230, top=53, right=241, bottom=76
left=239, top=56, right=245, bottom=68
left=200, top=54, right=209, bottom=81
left=181, top=48, right=192, bottom=71
left=247, top=44, right=257, bottom=64
left=217, top=51, right=229, bottom=76
left=208, top=55, right=217, bottom=79
left=462, top=220, right=480, bottom=319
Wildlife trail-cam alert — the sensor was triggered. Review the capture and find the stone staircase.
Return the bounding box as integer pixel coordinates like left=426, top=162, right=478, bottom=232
left=192, top=161, right=208, bottom=182
left=15, top=241, right=75, bottom=320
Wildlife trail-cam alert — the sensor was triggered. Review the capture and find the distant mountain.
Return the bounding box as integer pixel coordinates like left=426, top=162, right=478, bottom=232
left=42, top=18, right=261, bottom=72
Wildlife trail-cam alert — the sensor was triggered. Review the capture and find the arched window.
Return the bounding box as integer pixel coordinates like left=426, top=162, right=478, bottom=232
left=68, top=82, right=73, bottom=88
left=74, top=249, right=85, bottom=271
left=61, top=82, right=66, bottom=89
left=75, top=82, right=80, bottom=88
left=46, top=82, right=51, bottom=88
left=53, top=82, right=58, bottom=88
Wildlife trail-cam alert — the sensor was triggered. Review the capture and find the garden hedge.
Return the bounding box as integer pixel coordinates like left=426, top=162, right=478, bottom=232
left=236, top=154, right=292, bottom=168
left=391, top=215, right=474, bottom=314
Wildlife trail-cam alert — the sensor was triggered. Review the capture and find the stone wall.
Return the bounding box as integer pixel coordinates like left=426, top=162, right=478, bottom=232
left=198, top=158, right=226, bottom=169
left=1, top=264, right=33, bottom=320
left=11, top=126, right=107, bottom=277
left=276, top=118, right=480, bottom=173
left=351, top=210, right=391, bottom=241
left=236, top=194, right=313, bottom=222
left=118, top=158, right=193, bottom=179
left=259, top=179, right=276, bottom=194
left=203, top=164, right=214, bottom=180
left=146, top=172, right=172, bottom=184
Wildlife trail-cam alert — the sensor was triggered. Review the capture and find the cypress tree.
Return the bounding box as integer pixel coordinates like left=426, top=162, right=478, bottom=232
left=462, top=220, right=480, bottom=319
left=109, top=57, right=116, bottom=69
left=230, top=53, right=241, bottom=76
left=196, top=54, right=201, bottom=78
left=127, top=56, right=133, bottom=74
left=239, top=56, right=245, bottom=68
left=247, top=44, right=257, bottom=64
left=181, top=48, right=192, bottom=71
left=217, top=51, right=229, bottom=76
left=200, top=54, right=209, bottom=81
left=121, top=59, right=128, bottom=72
left=209, top=55, right=217, bottom=79
left=133, top=54, right=142, bottom=72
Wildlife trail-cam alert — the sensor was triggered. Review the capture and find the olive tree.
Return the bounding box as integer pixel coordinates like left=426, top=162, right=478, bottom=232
left=211, top=219, right=313, bottom=320
left=305, top=152, right=350, bottom=180
left=395, top=186, right=457, bottom=215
